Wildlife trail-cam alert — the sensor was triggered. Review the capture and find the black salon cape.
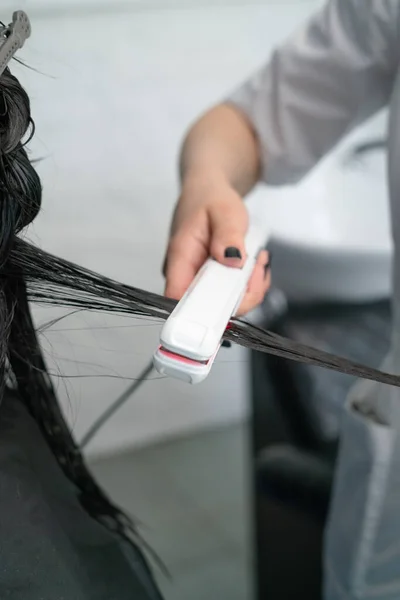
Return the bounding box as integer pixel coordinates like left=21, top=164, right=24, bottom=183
left=0, top=389, right=163, bottom=600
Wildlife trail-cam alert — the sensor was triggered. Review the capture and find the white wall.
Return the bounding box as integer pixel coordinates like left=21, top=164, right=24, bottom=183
left=5, top=1, right=321, bottom=457
left=4, top=0, right=320, bottom=11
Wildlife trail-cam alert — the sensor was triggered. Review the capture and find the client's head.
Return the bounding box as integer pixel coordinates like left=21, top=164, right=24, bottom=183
left=0, top=67, right=41, bottom=247
left=0, top=63, right=155, bottom=569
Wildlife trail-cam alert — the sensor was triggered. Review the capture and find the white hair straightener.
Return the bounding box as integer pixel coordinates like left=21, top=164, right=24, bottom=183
left=153, top=225, right=267, bottom=384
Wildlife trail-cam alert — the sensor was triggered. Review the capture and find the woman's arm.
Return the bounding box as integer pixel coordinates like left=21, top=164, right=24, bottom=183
left=165, top=0, right=400, bottom=313
left=178, top=103, right=261, bottom=199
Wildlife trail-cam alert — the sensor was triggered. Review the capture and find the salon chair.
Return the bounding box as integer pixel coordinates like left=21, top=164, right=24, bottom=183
left=250, top=289, right=391, bottom=600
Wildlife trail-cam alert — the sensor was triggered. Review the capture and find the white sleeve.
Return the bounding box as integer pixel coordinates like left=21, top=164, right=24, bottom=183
left=227, top=0, right=400, bottom=186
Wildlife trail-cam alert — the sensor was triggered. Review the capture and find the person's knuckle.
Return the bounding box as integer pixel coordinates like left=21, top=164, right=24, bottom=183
left=254, top=288, right=265, bottom=305
left=253, top=275, right=264, bottom=291
left=168, top=233, right=187, bottom=256
left=238, top=298, right=249, bottom=313
left=264, top=273, right=272, bottom=289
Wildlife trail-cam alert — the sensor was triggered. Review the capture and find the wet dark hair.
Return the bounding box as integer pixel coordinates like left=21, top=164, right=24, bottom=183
left=1, top=67, right=400, bottom=587
left=0, top=66, right=165, bottom=583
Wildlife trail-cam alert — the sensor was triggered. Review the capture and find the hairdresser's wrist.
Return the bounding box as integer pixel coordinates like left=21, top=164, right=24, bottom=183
left=177, top=168, right=241, bottom=219
left=181, top=165, right=231, bottom=196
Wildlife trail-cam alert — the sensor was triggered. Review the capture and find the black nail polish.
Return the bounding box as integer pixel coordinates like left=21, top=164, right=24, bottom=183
left=224, top=247, right=242, bottom=259
left=222, top=340, right=232, bottom=348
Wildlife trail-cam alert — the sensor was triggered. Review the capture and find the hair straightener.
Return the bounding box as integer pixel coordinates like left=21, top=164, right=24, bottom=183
left=153, top=225, right=267, bottom=384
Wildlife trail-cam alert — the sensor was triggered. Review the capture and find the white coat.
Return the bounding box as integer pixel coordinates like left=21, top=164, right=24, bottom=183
left=229, top=1, right=400, bottom=598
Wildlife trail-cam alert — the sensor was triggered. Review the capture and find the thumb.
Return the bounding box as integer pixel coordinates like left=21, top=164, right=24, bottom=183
left=164, top=232, right=208, bottom=301
left=209, top=199, right=249, bottom=267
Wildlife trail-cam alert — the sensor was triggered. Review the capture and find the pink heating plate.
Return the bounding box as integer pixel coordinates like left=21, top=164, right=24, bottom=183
left=157, top=346, right=210, bottom=366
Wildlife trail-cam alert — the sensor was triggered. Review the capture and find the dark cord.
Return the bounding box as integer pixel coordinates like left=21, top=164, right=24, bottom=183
left=80, top=360, right=154, bottom=449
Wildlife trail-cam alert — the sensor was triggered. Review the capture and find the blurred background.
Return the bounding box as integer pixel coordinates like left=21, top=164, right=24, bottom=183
left=3, top=1, right=393, bottom=599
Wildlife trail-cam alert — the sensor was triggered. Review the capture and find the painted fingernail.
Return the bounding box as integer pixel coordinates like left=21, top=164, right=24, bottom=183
left=222, top=340, right=232, bottom=348
left=224, top=247, right=242, bottom=259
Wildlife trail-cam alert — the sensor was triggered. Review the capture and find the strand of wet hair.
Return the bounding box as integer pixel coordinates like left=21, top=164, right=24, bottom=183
left=7, top=236, right=400, bottom=389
